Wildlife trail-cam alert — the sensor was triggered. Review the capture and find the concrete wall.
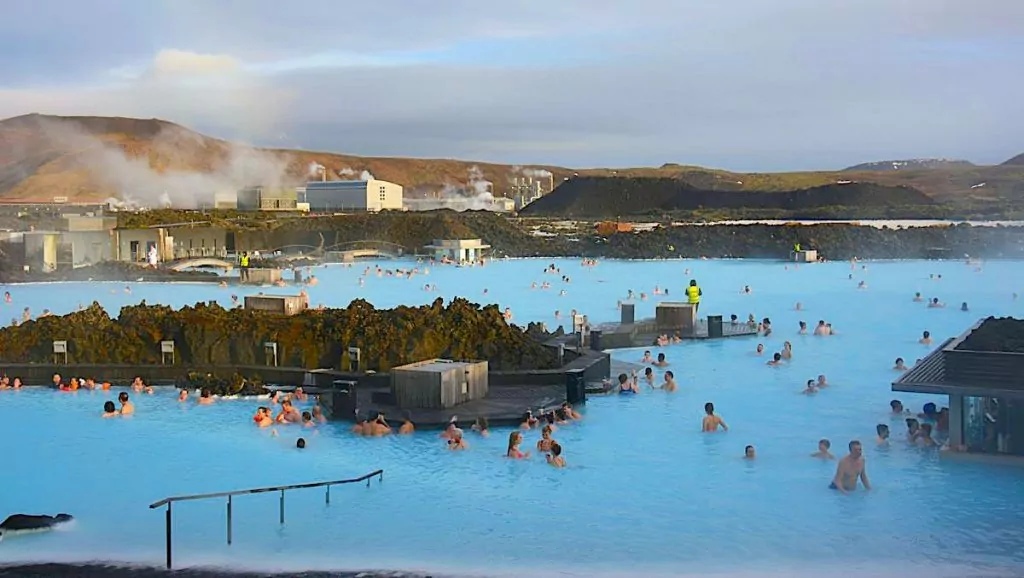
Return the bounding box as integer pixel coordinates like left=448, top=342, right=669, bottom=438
left=64, top=215, right=117, bottom=232
left=24, top=232, right=61, bottom=272
left=168, top=226, right=228, bottom=258
left=65, top=230, right=113, bottom=266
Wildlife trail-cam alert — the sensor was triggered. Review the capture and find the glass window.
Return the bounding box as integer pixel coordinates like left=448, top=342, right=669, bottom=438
left=964, top=396, right=1024, bottom=455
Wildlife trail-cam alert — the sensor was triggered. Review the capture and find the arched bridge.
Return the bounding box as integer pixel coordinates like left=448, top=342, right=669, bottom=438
left=167, top=257, right=235, bottom=271
left=258, top=241, right=408, bottom=262
left=321, top=240, right=407, bottom=261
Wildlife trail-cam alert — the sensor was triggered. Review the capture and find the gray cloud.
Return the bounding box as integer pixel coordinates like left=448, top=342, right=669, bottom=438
left=1, top=0, right=1022, bottom=170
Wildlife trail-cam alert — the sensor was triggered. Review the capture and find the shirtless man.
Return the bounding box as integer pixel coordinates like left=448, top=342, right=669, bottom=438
left=701, top=402, right=728, bottom=432
left=118, top=392, right=135, bottom=415
left=830, top=440, right=871, bottom=494
left=275, top=400, right=302, bottom=424
left=659, top=371, right=678, bottom=392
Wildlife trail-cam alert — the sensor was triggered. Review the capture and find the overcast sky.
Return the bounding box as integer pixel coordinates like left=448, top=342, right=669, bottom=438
left=1, top=0, right=1022, bottom=171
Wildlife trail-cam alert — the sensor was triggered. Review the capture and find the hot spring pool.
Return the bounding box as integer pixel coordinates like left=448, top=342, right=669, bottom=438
left=1, top=258, right=1023, bottom=577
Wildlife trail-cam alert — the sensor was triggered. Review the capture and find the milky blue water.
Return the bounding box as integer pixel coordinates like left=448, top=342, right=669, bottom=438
left=2, top=258, right=1024, bottom=578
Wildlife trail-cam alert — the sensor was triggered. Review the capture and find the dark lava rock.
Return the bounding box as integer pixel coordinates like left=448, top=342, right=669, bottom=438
left=957, top=316, right=1024, bottom=353
left=0, top=298, right=560, bottom=393
left=519, top=176, right=934, bottom=218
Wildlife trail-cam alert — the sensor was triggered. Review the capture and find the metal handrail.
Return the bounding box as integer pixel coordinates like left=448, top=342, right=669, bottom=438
left=149, top=469, right=383, bottom=569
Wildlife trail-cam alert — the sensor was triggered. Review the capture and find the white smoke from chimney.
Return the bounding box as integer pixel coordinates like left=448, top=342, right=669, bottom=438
left=360, top=170, right=375, bottom=181
left=522, top=168, right=553, bottom=178
left=307, top=161, right=325, bottom=176
left=405, top=166, right=505, bottom=212
left=338, top=167, right=356, bottom=177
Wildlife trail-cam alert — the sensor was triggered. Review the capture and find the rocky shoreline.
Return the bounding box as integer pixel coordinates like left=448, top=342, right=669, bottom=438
left=219, top=213, right=1024, bottom=261
left=0, top=261, right=221, bottom=284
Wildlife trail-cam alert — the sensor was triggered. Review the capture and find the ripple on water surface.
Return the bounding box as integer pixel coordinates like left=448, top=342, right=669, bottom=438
left=1, top=258, right=1024, bottom=576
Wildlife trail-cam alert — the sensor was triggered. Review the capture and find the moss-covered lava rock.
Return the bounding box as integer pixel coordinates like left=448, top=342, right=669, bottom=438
left=0, top=298, right=560, bottom=372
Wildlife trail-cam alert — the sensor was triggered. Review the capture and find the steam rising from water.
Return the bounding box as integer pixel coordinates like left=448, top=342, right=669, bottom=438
left=34, top=118, right=294, bottom=210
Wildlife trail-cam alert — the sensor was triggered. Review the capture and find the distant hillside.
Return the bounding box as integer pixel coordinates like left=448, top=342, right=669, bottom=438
left=1003, top=153, right=1024, bottom=166
left=0, top=114, right=1023, bottom=210
left=843, top=159, right=974, bottom=172
left=0, top=114, right=563, bottom=205
left=518, top=177, right=935, bottom=218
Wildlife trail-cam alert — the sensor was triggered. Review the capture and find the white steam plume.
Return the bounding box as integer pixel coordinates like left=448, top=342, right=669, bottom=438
left=307, top=161, right=325, bottom=176
left=406, top=165, right=504, bottom=212
left=360, top=170, right=375, bottom=181
left=37, top=117, right=294, bottom=210
left=338, top=167, right=356, bottom=177
left=522, top=168, right=553, bottom=178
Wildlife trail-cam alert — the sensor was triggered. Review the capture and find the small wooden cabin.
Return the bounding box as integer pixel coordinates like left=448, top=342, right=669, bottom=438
left=391, top=359, right=489, bottom=409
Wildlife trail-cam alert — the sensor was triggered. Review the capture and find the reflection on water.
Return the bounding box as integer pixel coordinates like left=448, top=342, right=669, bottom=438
left=1, top=258, right=1024, bottom=576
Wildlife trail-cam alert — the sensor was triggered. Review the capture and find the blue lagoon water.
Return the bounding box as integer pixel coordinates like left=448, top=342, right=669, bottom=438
left=2, top=258, right=1024, bottom=577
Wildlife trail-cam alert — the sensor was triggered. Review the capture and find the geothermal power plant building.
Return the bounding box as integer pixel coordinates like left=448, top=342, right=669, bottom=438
left=302, top=180, right=403, bottom=212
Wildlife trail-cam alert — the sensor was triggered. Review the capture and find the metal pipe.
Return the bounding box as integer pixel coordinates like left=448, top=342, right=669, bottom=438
left=279, top=490, right=285, bottom=524
left=227, top=495, right=233, bottom=545
left=165, top=504, right=173, bottom=569
left=325, top=484, right=331, bottom=505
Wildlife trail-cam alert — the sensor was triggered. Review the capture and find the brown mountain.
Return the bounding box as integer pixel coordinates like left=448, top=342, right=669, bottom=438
left=1, top=113, right=1022, bottom=206
left=1003, top=152, right=1024, bottom=166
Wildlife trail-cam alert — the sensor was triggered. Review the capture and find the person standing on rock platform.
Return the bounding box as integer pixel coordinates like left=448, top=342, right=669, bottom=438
left=686, top=279, right=702, bottom=312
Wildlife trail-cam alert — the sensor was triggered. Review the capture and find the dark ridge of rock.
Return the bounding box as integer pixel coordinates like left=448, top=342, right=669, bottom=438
left=576, top=223, right=1024, bottom=261
left=0, top=298, right=561, bottom=384
left=843, top=159, right=975, bottom=172
left=1002, top=152, right=1024, bottom=166
left=518, top=177, right=934, bottom=218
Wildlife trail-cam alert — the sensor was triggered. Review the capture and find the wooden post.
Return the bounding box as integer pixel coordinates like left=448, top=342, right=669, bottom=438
left=165, top=503, right=173, bottom=569
left=226, top=495, right=233, bottom=545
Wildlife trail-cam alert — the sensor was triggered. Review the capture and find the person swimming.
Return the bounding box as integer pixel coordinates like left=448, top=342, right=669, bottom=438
left=447, top=428, right=468, bottom=450
left=546, top=442, right=566, bottom=468
left=659, top=371, right=677, bottom=392
left=618, top=373, right=639, bottom=395
left=811, top=439, right=834, bottom=459
left=118, top=392, right=134, bottom=415
left=472, top=416, right=490, bottom=437
left=537, top=424, right=556, bottom=453
left=701, top=402, right=728, bottom=432
left=920, top=331, right=932, bottom=345
left=506, top=431, right=529, bottom=459
left=743, top=445, right=756, bottom=460
left=894, top=358, right=907, bottom=371
left=802, top=380, right=818, bottom=395
left=767, top=352, right=783, bottom=366
left=913, top=292, right=924, bottom=302
left=876, top=424, right=890, bottom=445
left=102, top=401, right=118, bottom=418
left=653, top=352, right=668, bottom=367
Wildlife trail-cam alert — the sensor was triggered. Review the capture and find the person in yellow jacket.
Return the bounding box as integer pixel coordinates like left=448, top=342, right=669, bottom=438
left=686, top=279, right=702, bottom=311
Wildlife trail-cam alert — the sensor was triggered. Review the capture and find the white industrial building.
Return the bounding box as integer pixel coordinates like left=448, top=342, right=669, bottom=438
left=302, top=180, right=404, bottom=212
